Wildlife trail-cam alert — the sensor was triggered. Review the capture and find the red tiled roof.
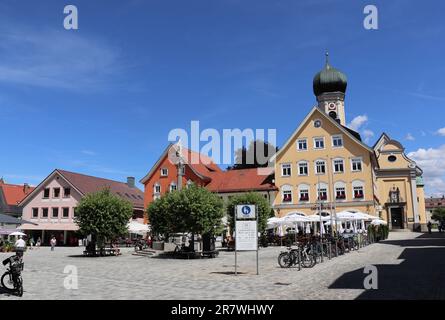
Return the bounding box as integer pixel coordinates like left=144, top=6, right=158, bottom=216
left=206, top=168, right=276, bottom=193
left=182, top=148, right=222, bottom=179
left=57, top=170, right=144, bottom=208
left=0, top=181, right=34, bottom=206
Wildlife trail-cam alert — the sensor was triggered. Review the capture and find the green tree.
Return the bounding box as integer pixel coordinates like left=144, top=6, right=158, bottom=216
left=226, top=192, right=273, bottom=233
left=147, top=185, right=224, bottom=251
left=431, top=208, right=445, bottom=221
left=227, top=140, right=278, bottom=170
left=74, top=188, right=133, bottom=250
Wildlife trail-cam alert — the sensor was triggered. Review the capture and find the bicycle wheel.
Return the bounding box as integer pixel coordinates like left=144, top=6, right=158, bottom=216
left=278, top=252, right=292, bottom=268
left=1, top=272, right=15, bottom=291
left=301, top=251, right=315, bottom=268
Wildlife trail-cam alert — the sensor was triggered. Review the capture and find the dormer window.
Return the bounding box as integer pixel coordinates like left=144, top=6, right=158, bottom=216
left=161, top=168, right=168, bottom=177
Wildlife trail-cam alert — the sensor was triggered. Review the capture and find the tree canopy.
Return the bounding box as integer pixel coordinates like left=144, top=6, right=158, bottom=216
left=227, top=140, right=278, bottom=170
left=226, top=192, right=273, bottom=233
left=147, top=184, right=224, bottom=239
left=432, top=208, right=445, bottom=221
left=74, top=188, right=133, bottom=247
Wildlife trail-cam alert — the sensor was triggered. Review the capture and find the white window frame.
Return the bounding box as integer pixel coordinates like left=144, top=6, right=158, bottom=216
left=298, top=184, right=310, bottom=202
left=160, top=168, right=168, bottom=177
left=352, top=180, right=365, bottom=200
left=351, top=157, right=363, bottom=172
left=154, top=183, right=161, bottom=194
left=315, top=159, right=326, bottom=175
left=334, top=181, right=347, bottom=201
left=298, top=161, right=309, bottom=176
left=281, top=163, right=292, bottom=177
left=297, top=138, right=308, bottom=151
left=316, top=183, right=328, bottom=201
left=170, top=182, right=177, bottom=192
left=281, top=185, right=293, bottom=203
left=313, top=137, right=325, bottom=150
left=333, top=158, right=345, bottom=174
left=332, top=134, right=344, bottom=148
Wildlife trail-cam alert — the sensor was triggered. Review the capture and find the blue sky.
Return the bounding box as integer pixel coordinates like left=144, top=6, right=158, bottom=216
left=1, top=0, right=445, bottom=196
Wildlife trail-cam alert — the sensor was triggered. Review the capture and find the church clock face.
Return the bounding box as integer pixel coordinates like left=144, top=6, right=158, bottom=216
left=328, top=103, right=336, bottom=110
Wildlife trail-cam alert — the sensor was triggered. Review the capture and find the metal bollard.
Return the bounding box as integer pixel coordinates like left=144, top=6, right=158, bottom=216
left=298, top=246, right=302, bottom=271
left=327, top=242, right=332, bottom=260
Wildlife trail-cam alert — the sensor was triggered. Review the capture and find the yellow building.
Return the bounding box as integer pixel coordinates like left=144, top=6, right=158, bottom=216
left=273, top=55, right=427, bottom=231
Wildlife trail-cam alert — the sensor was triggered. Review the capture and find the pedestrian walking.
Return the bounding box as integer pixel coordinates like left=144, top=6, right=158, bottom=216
left=427, top=221, right=432, bottom=234
left=36, top=237, right=41, bottom=249
left=14, top=236, right=27, bottom=257
left=50, top=236, right=57, bottom=251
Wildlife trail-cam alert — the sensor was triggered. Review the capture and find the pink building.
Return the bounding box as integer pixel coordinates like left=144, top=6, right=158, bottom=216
left=19, top=169, right=144, bottom=246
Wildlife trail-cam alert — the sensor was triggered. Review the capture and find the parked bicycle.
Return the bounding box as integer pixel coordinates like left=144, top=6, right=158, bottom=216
left=1, top=254, right=24, bottom=297
left=278, top=242, right=316, bottom=268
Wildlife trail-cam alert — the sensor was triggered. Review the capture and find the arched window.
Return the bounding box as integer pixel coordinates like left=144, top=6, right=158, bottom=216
left=315, top=159, right=326, bottom=174
left=316, top=182, right=328, bottom=201
left=352, top=180, right=365, bottom=200
left=298, top=184, right=310, bottom=202
left=334, top=181, right=346, bottom=200
left=186, top=179, right=193, bottom=189
left=281, top=185, right=293, bottom=203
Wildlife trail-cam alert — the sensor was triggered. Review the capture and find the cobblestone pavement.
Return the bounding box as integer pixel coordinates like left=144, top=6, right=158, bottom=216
left=1, top=231, right=444, bottom=300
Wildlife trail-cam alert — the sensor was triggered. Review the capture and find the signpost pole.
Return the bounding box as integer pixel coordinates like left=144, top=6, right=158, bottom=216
left=256, top=205, right=259, bottom=275
left=234, top=207, right=237, bottom=276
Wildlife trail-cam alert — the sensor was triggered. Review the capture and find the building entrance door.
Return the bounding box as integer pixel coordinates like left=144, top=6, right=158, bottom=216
left=390, top=207, right=404, bottom=229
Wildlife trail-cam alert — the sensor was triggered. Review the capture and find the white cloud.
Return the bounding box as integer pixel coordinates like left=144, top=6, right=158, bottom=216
left=408, top=145, right=445, bottom=196
left=0, top=25, right=122, bottom=91
left=363, top=129, right=374, bottom=144
left=81, top=150, right=97, bottom=156
left=347, top=115, right=368, bottom=131
left=405, top=133, right=415, bottom=141
left=436, top=128, right=445, bottom=136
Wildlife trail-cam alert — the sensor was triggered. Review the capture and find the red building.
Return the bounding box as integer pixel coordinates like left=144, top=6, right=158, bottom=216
left=140, top=144, right=277, bottom=212
left=0, top=178, right=34, bottom=218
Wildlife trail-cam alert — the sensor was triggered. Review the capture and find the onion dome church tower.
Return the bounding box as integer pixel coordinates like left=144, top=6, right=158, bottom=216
left=313, top=52, right=348, bottom=126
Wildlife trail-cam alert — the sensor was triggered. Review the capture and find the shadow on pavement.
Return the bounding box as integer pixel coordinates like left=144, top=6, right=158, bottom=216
left=329, top=233, right=445, bottom=299
left=0, top=286, right=19, bottom=297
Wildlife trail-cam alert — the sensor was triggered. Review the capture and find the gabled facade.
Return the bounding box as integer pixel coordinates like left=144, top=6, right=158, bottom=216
left=272, top=55, right=427, bottom=231
left=373, top=133, right=427, bottom=230
left=140, top=144, right=277, bottom=209
left=274, top=107, right=377, bottom=217
left=19, top=169, right=144, bottom=245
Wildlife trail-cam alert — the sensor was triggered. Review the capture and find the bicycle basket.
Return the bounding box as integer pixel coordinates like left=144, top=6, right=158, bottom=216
left=2, top=257, right=10, bottom=266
